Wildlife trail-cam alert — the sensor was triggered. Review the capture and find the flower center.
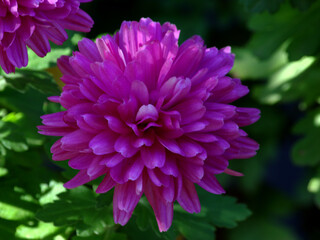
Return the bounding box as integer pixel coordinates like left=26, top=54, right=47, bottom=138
left=136, top=104, right=158, bottom=123
left=128, top=104, right=161, bottom=137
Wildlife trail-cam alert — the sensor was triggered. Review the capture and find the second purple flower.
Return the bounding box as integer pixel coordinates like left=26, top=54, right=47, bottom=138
left=0, top=0, right=93, bottom=73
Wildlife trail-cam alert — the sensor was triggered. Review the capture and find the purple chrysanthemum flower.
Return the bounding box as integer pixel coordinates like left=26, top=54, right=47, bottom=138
left=0, top=0, right=93, bottom=73
left=38, top=18, right=260, bottom=232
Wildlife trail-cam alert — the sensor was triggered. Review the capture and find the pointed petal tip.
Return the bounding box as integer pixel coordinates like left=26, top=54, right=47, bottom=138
left=158, top=223, right=171, bottom=232
left=224, top=168, right=244, bottom=177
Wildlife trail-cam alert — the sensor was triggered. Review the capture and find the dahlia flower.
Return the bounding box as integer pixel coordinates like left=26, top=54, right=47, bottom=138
left=0, top=0, right=93, bottom=74
left=38, top=18, right=260, bottom=232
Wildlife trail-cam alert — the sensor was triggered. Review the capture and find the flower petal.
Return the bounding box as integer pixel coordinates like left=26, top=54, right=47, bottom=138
left=144, top=180, right=174, bottom=232
left=177, top=177, right=201, bottom=213
left=89, top=130, right=117, bottom=155
left=113, top=181, right=143, bottom=225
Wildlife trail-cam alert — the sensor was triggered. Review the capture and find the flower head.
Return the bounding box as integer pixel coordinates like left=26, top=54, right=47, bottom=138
left=38, top=18, right=260, bottom=232
left=0, top=0, right=93, bottom=73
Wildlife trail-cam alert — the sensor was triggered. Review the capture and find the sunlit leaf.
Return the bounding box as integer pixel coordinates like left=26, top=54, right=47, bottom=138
left=247, top=1, right=320, bottom=60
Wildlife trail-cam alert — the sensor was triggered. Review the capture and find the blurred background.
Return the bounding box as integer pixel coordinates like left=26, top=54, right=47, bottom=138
left=1, top=0, right=320, bottom=239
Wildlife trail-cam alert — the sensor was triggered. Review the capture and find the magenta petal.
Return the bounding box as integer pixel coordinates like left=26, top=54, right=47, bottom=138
left=205, top=102, right=236, bottom=120
left=114, top=181, right=142, bottom=212
left=224, top=137, right=259, bottom=159
left=47, top=96, right=60, bottom=103
left=180, top=161, right=204, bottom=183
left=187, top=133, right=218, bottom=143
left=158, top=137, right=182, bottom=155
left=178, top=138, right=204, bottom=158
left=69, top=52, right=93, bottom=76
left=59, top=9, right=93, bottom=32
left=64, top=168, right=106, bottom=189
left=78, top=37, right=101, bottom=62
left=57, top=55, right=78, bottom=77
left=198, top=171, right=225, bottom=194
left=68, top=154, right=92, bottom=169
left=105, top=116, right=130, bottom=134
left=109, top=158, right=142, bottom=184
left=132, top=42, right=163, bottom=89
left=63, top=170, right=90, bottom=189
left=37, top=125, right=73, bottom=136
left=161, top=177, right=175, bottom=203
left=205, top=156, right=229, bottom=174
left=144, top=180, right=174, bottom=232
left=100, top=153, right=124, bottom=167
left=113, top=181, right=143, bottom=225
left=140, top=144, right=166, bottom=169
left=26, top=30, right=51, bottom=57
left=233, top=107, right=261, bottom=127
left=201, top=46, right=235, bottom=78
left=82, top=114, right=107, bottom=130
left=0, top=48, right=15, bottom=73
left=50, top=139, right=78, bottom=161
left=87, top=156, right=105, bottom=176
left=60, top=130, right=93, bottom=151
left=131, top=80, right=149, bottom=105
left=96, top=172, right=116, bottom=193
left=6, top=37, right=28, bottom=68
left=173, top=98, right=205, bottom=125
left=125, top=157, right=144, bottom=181
left=96, top=36, right=126, bottom=70
left=160, top=156, right=179, bottom=177
left=114, top=135, right=138, bottom=158
left=168, top=35, right=204, bottom=78
left=177, top=177, right=201, bottom=213
left=147, top=168, right=170, bottom=187
left=89, top=131, right=117, bottom=155
left=224, top=168, right=244, bottom=177
left=40, top=23, right=67, bottom=45
left=41, top=112, right=68, bottom=127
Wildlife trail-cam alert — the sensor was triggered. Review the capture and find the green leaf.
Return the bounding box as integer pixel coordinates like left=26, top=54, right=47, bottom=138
left=0, top=218, right=20, bottom=239
left=291, top=108, right=320, bottom=166
left=36, top=186, right=116, bottom=238
left=96, top=191, right=113, bottom=209
left=252, top=56, right=315, bottom=105
left=239, top=0, right=284, bottom=13
left=231, top=47, right=288, bottom=79
left=39, top=181, right=66, bottom=205
left=82, top=206, right=114, bottom=235
left=290, top=0, right=316, bottom=11
left=128, top=198, right=178, bottom=240
left=228, top=219, right=299, bottom=240
left=198, top=189, right=251, bottom=228
left=25, top=31, right=81, bottom=71
left=36, top=200, right=85, bottom=226
left=0, top=135, right=28, bottom=152
left=0, top=185, right=39, bottom=221
left=72, top=235, right=103, bottom=240
left=174, top=215, right=215, bottom=240
left=15, top=222, right=62, bottom=240
left=36, top=187, right=96, bottom=226
left=135, top=202, right=152, bottom=231
left=292, top=130, right=320, bottom=166
left=247, top=1, right=320, bottom=60
left=3, top=69, right=60, bottom=95
left=0, top=167, right=8, bottom=177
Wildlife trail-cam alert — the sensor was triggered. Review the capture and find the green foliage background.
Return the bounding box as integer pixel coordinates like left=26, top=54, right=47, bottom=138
left=1, top=0, right=320, bottom=239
